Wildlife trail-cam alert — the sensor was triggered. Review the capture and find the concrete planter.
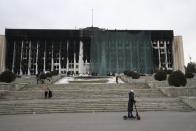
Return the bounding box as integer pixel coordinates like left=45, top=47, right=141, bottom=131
left=159, top=87, right=196, bottom=97
left=0, top=83, right=15, bottom=91
left=0, top=83, right=28, bottom=91
left=147, top=80, right=169, bottom=88
left=180, top=96, right=196, bottom=110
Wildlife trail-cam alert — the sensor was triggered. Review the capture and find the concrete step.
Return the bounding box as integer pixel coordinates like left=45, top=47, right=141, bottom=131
left=24, top=83, right=150, bottom=91
left=0, top=81, right=194, bottom=115
left=1, top=89, right=165, bottom=100
left=0, top=98, right=194, bottom=115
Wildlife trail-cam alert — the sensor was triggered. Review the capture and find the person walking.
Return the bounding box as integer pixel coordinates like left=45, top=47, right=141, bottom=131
left=116, top=76, right=119, bottom=84
left=42, top=84, right=49, bottom=99
left=128, top=89, right=136, bottom=118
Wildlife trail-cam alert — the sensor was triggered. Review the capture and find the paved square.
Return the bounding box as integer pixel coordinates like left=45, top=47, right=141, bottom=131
left=0, top=111, right=196, bottom=131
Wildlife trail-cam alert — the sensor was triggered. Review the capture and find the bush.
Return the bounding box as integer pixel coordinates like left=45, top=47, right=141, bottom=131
left=165, top=69, right=173, bottom=74
left=37, top=72, right=51, bottom=84
left=185, top=62, right=196, bottom=79
left=0, top=70, right=16, bottom=83
left=185, top=72, right=194, bottom=78
left=154, top=70, right=167, bottom=81
left=126, top=70, right=134, bottom=77
left=124, top=70, right=129, bottom=76
left=39, top=73, right=47, bottom=79
left=124, top=70, right=140, bottom=79
left=131, top=71, right=140, bottom=79
left=46, top=72, right=53, bottom=78
left=51, top=70, right=58, bottom=76
left=168, top=70, right=187, bottom=87
left=186, top=62, right=196, bottom=73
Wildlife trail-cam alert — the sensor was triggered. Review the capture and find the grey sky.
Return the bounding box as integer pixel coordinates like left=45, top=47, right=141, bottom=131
left=0, top=0, right=195, bottom=65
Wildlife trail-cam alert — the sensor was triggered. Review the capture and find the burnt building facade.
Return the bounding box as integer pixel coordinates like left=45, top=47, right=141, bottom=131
left=3, top=27, right=184, bottom=76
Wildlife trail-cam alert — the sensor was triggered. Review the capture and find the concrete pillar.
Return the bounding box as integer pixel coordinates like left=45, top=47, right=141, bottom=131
left=79, top=41, right=84, bottom=74
left=20, top=41, right=24, bottom=75
left=58, top=42, right=61, bottom=74
left=51, top=43, right=54, bottom=71
left=74, top=53, right=76, bottom=74
left=157, top=41, right=161, bottom=69
left=0, top=35, right=5, bottom=73
left=27, top=41, right=31, bottom=75
left=173, top=36, right=185, bottom=73
left=66, top=41, right=69, bottom=75
left=35, top=42, right=39, bottom=75
left=43, top=41, right=46, bottom=73
left=164, top=41, right=168, bottom=69
left=12, top=41, right=16, bottom=72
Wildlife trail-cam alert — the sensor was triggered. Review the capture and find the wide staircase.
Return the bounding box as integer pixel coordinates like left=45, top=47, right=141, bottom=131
left=0, top=82, right=194, bottom=115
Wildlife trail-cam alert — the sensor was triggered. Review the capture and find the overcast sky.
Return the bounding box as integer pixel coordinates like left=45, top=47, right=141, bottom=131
left=0, top=0, right=195, bottom=65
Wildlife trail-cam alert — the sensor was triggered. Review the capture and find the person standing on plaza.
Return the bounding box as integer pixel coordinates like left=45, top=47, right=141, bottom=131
left=128, top=89, right=136, bottom=118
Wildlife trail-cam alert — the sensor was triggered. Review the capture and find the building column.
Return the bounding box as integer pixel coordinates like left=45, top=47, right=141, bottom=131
left=27, top=40, right=31, bottom=75
left=12, top=41, right=16, bottom=72
left=66, top=41, right=69, bottom=75
left=58, top=42, right=61, bottom=74
left=79, top=41, right=84, bottom=74
left=35, top=42, right=39, bottom=75
left=157, top=41, right=161, bottom=69
left=164, top=41, right=168, bottom=69
left=73, top=40, right=76, bottom=75
left=43, top=41, right=46, bottom=73
left=51, top=43, right=54, bottom=71
left=173, top=36, right=185, bottom=73
left=74, top=53, right=76, bottom=74
left=20, top=41, right=24, bottom=75
left=0, top=35, right=5, bottom=73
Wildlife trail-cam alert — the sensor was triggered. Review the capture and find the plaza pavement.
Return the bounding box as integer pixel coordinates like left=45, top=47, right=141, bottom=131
left=0, top=111, right=196, bottom=131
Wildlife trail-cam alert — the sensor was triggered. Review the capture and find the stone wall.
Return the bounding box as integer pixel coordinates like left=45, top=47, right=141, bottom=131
left=0, top=35, right=5, bottom=73
left=0, top=83, right=27, bottom=91
left=180, top=96, right=196, bottom=110
left=147, top=80, right=169, bottom=88
left=173, top=36, right=185, bottom=73
left=159, top=87, right=196, bottom=97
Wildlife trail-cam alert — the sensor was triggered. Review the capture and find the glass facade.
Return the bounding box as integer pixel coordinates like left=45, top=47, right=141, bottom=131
left=90, top=30, right=154, bottom=75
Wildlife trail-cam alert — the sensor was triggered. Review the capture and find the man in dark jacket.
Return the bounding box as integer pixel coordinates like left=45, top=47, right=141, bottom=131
left=128, top=89, right=136, bottom=118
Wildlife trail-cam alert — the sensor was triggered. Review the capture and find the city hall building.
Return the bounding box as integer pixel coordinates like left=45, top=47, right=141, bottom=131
left=0, top=27, right=184, bottom=76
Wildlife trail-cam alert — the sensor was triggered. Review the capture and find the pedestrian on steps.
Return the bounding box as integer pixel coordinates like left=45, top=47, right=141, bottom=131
left=42, top=85, right=52, bottom=99
left=116, top=76, right=119, bottom=84
left=42, top=84, right=49, bottom=99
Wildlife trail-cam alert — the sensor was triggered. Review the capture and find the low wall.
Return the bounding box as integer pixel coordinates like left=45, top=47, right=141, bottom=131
left=0, top=83, right=27, bottom=91
left=187, top=79, right=196, bottom=88
left=0, top=83, right=15, bottom=91
left=119, top=75, right=146, bottom=84
left=147, top=80, right=169, bottom=88
left=159, top=87, right=196, bottom=97
left=0, top=90, right=8, bottom=97
left=180, top=96, right=196, bottom=110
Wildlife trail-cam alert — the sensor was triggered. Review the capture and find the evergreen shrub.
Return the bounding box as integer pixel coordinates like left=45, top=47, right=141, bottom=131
left=168, top=70, right=187, bottom=87
left=124, top=70, right=140, bottom=79
left=0, top=70, right=16, bottom=83
left=185, top=62, right=196, bottom=78
left=154, top=70, right=167, bottom=81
